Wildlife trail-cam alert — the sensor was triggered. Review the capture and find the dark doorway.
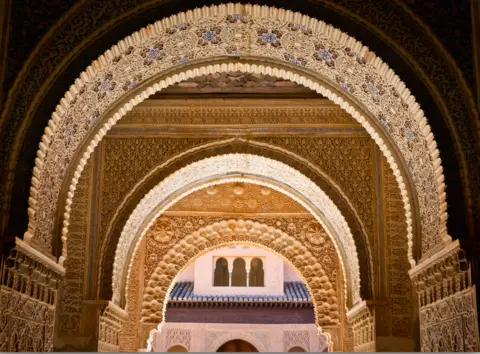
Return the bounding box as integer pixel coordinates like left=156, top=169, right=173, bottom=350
left=216, top=339, right=258, bottom=352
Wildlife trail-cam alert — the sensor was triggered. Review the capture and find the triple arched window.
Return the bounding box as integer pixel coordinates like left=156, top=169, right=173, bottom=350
left=213, top=257, right=264, bottom=287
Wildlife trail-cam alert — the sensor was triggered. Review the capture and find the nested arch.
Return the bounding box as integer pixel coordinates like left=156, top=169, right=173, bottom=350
left=28, top=3, right=447, bottom=271
left=98, top=139, right=374, bottom=302
left=114, top=154, right=360, bottom=307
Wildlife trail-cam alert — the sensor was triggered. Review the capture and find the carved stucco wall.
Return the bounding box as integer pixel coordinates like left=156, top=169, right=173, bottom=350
left=118, top=238, right=144, bottom=352
left=98, top=135, right=372, bottom=301
left=257, top=137, right=375, bottom=247
left=382, top=156, right=413, bottom=339
left=0, top=240, right=63, bottom=352
left=141, top=219, right=340, bottom=325
left=96, top=137, right=213, bottom=295
left=419, top=287, right=478, bottom=352
left=410, top=242, right=480, bottom=352
left=54, top=102, right=414, bottom=350
left=58, top=159, right=91, bottom=336
left=25, top=4, right=447, bottom=270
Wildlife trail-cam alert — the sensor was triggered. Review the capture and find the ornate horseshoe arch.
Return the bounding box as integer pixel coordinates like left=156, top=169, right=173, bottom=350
left=140, top=233, right=340, bottom=325
left=140, top=238, right=336, bottom=352
left=96, top=138, right=374, bottom=301
left=113, top=154, right=360, bottom=306
left=26, top=3, right=449, bottom=273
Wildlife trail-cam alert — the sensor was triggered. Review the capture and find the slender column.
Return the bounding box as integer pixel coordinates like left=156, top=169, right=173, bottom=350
left=246, top=258, right=251, bottom=287
left=227, top=258, right=233, bottom=287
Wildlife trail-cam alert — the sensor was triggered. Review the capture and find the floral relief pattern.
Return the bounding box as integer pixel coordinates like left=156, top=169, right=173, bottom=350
left=29, top=5, right=444, bottom=266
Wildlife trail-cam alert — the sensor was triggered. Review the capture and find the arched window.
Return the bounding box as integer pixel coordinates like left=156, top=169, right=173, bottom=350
left=249, top=258, right=264, bottom=287
left=231, top=258, right=247, bottom=286
left=214, top=258, right=229, bottom=286
left=168, top=345, right=188, bottom=352
left=217, top=339, right=258, bottom=352
left=288, top=346, right=307, bottom=352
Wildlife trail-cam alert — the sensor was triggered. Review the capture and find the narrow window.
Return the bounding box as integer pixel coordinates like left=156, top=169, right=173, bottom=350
left=231, top=258, right=247, bottom=286
left=249, top=258, right=265, bottom=287
left=213, top=258, right=229, bottom=286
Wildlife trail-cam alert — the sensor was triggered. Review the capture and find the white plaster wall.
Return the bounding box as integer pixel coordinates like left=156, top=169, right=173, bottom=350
left=192, top=245, right=284, bottom=296
left=284, top=262, right=303, bottom=282
left=154, top=322, right=328, bottom=352
left=176, top=263, right=194, bottom=282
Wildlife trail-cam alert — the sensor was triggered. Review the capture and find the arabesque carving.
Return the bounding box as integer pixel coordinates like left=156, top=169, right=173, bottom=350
left=382, top=156, right=413, bottom=337
left=419, top=287, right=479, bottom=352
left=166, top=329, right=191, bottom=351
left=284, top=330, right=310, bottom=352
left=98, top=302, right=128, bottom=352
left=119, top=98, right=357, bottom=126
left=98, top=137, right=212, bottom=253
left=258, top=136, right=375, bottom=242
left=347, top=301, right=375, bottom=352
left=113, top=154, right=360, bottom=306
left=27, top=3, right=446, bottom=270
left=141, top=219, right=340, bottom=326
left=0, top=239, right=63, bottom=352
left=410, top=240, right=480, bottom=352
left=59, top=160, right=91, bottom=336
left=169, top=182, right=308, bottom=214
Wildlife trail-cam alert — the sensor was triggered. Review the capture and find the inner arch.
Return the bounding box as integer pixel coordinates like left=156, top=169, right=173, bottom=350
left=113, top=154, right=360, bottom=307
